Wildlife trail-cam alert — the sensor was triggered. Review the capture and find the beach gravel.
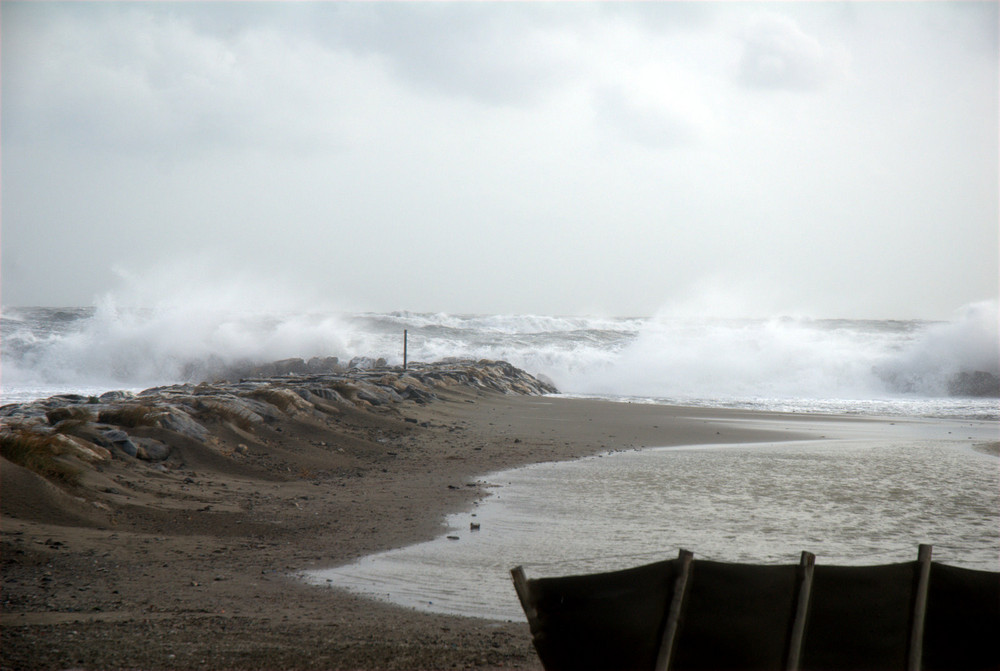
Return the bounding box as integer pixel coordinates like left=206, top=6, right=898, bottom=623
left=2, top=361, right=821, bottom=671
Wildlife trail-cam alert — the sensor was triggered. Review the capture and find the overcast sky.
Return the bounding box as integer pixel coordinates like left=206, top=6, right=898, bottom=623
left=2, top=1, right=997, bottom=319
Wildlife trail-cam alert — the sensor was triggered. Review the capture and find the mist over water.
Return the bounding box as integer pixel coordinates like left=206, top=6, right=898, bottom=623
left=563, top=304, right=1000, bottom=400
left=2, top=292, right=998, bottom=418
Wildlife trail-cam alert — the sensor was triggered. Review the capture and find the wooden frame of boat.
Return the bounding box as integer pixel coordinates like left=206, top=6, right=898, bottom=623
left=511, top=545, right=998, bottom=671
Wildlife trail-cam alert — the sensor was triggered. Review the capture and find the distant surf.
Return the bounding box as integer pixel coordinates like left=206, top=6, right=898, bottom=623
left=2, top=301, right=997, bottom=419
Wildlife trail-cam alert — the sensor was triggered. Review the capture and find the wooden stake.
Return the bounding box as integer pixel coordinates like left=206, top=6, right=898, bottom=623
left=510, top=566, right=538, bottom=627
left=908, top=544, right=933, bottom=671
left=655, top=549, right=694, bottom=671
left=785, top=551, right=816, bottom=671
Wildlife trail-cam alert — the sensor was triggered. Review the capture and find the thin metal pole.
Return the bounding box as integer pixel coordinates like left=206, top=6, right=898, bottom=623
left=403, top=329, right=408, bottom=371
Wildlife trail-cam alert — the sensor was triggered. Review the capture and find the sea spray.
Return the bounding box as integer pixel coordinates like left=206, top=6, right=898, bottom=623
left=560, top=316, right=919, bottom=400
left=2, top=302, right=356, bottom=394
left=870, top=301, right=999, bottom=396
left=2, top=302, right=998, bottom=415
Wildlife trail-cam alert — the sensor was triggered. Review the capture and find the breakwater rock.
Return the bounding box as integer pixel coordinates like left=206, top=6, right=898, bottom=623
left=0, top=359, right=557, bottom=484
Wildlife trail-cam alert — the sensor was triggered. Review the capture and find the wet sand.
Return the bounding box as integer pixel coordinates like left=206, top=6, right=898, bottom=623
left=2, top=384, right=908, bottom=670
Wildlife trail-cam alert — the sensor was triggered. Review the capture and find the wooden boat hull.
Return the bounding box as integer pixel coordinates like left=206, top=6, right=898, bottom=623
left=511, top=548, right=999, bottom=671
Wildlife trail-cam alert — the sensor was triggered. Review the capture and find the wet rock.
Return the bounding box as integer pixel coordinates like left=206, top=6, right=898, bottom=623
left=328, top=381, right=363, bottom=404
left=52, top=434, right=112, bottom=463
left=230, top=396, right=281, bottom=423
left=272, top=358, right=310, bottom=376
left=134, top=437, right=171, bottom=461
left=347, top=356, right=387, bottom=370
left=399, top=386, right=435, bottom=404
left=245, top=388, right=315, bottom=415
left=306, top=387, right=347, bottom=404
left=48, top=394, right=91, bottom=404
left=0, top=360, right=559, bottom=485
left=101, top=429, right=138, bottom=457
left=189, top=397, right=261, bottom=427
left=45, top=407, right=95, bottom=425
left=353, top=381, right=401, bottom=405
left=99, top=390, right=135, bottom=403
left=52, top=421, right=110, bottom=448
left=155, top=408, right=210, bottom=442
left=307, top=356, right=343, bottom=374
left=138, top=383, right=196, bottom=398
left=948, top=371, right=1000, bottom=397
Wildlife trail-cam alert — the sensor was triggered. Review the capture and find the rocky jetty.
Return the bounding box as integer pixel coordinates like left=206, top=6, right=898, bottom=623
left=1, top=359, right=563, bottom=670
left=0, top=359, right=558, bottom=475
left=946, top=370, right=1000, bottom=397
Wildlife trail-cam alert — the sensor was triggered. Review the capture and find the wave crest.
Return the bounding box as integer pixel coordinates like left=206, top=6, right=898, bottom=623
left=3, top=301, right=997, bottom=405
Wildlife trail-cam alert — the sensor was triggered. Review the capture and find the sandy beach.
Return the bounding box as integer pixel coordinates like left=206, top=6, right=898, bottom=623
left=0, top=366, right=977, bottom=671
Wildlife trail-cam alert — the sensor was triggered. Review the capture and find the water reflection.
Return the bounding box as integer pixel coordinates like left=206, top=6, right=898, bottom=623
left=303, top=439, right=999, bottom=621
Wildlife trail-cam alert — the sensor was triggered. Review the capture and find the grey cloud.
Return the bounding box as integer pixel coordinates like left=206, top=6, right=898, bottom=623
left=597, top=2, right=715, bottom=33
left=593, top=86, right=700, bottom=149
left=2, top=5, right=352, bottom=160
left=298, top=3, right=584, bottom=106
left=737, top=13, right=843, bottom=91
left=2, top=2, right=995, bottom=317
left=3, top=1, right=585, bottom=165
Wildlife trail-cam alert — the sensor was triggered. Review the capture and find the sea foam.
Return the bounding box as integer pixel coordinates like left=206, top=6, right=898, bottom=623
left=2, top=297, right=998, bottom=413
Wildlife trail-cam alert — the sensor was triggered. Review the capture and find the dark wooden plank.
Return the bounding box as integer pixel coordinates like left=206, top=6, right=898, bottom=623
left=510, top=565, right=537, bottom=626
left=655, top=549, right=694, bottom=671
left=785, top=551, right=816, bottom=671
left=908, top=544, right=933, bottom=671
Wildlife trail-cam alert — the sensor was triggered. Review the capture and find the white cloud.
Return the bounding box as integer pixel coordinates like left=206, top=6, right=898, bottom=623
left=2, top=5, right=392, bottom=160
left=1, top=2, right=996, bottom=319
left=593, top=84, right=703, bottom=148
left=737, top=12, right=847, bottom=91
left=300, top=3, right=587, bottom=107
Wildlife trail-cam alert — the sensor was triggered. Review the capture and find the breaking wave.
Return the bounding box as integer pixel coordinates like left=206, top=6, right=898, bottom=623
left=2, top=296, right=997, bottom=416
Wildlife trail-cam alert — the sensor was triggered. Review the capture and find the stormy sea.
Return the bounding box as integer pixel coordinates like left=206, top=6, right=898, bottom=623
left=2, top=301, right=998, bottom=418
left=3, top=301, right=998, bottom=620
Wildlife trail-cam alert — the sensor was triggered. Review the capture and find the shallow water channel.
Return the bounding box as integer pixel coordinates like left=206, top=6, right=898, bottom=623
left=302, top=435, right=999, bottom=622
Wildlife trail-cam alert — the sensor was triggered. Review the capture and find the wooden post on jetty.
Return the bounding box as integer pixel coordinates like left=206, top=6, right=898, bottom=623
left=403, top=329, right=408, bottom=371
